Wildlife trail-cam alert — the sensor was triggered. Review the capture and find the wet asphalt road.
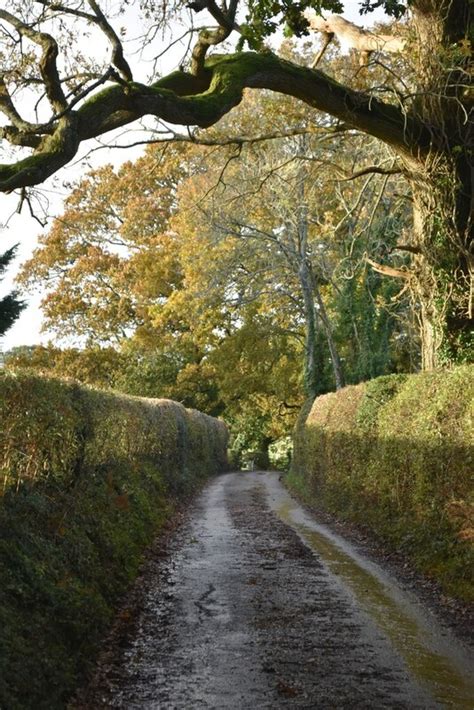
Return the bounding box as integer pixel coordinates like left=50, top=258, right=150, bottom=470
left=75, top=472, right=474, bottom=709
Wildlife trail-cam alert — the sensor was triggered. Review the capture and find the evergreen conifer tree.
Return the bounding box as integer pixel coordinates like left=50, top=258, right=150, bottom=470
left=0, top=245, right=25, bottom=337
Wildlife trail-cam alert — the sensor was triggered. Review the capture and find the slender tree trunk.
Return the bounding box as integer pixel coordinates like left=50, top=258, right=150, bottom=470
left=298, top=259, right=320, bottom=400
left=298, top=258, right=345, bottom=395
left=312, top=272, right=345, bottom=390
left=296, top=136, right=345, bottom=394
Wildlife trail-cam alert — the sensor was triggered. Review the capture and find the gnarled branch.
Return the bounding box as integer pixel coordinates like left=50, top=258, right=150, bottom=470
left=0, top=9, right=67, bottom=113
left=189, top=0, right=239, bottom=76
left=0, top=51, right=431, bottom=193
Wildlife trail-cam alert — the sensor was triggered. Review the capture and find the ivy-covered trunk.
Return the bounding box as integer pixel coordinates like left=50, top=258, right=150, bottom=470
left=298, top=258, right=345, bottom=397
left=403, top=0, right=472, bottom=369
left=411, top=171, right=472, bottom=369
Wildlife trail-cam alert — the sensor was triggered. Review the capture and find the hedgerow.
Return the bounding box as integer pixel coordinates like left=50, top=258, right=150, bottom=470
left=0, top=371, right=227, bottom=709
left=288, top=366, right=473, bottom=601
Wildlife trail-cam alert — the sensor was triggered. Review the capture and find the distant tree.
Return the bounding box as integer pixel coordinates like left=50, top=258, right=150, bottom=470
left=0, top=245, right=25, bottom=337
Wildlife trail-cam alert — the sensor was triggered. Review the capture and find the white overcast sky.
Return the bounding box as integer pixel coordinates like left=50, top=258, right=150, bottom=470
left=0, top=2, right=388, bottom=351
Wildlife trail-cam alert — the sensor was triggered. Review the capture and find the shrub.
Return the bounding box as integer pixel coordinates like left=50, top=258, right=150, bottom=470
left=0, top=371, right=227, bottom=709
left=289, top=366, right=474, bottom=601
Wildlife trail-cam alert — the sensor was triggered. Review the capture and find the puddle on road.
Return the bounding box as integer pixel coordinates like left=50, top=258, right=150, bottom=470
left=275, top=496, right=474, bottom=709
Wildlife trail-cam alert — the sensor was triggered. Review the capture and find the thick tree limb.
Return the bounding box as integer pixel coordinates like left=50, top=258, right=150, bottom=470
left=0, top=116, right=79, bottom=191
left=75, top=53, right=429, bottom=148
left=0, top=9, right=67, bottom=113
left=0, top=51, right=432, bottom=192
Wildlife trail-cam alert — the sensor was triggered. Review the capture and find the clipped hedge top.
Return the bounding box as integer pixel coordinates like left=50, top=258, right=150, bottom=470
left=0, top=370, right=228, bottom=493
left=304, top=367, right=473, bottom=443
left=292, top=365, right=474, bottom=600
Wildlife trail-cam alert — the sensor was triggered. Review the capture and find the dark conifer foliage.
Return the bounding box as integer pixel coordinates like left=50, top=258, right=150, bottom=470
left=0, top=245, right=25, bottom=337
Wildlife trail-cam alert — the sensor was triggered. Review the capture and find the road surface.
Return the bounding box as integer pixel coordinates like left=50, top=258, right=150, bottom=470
left=74, top=471, right=474, bottom=709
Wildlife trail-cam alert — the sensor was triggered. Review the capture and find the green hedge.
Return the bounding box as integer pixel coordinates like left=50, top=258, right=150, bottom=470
left=0, top=371, right=228, bottom=709
left=288, top=366, right=474, bottom=601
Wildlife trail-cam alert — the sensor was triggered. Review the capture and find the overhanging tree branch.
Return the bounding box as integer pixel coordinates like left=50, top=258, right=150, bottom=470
left=0, top=9, right=67, bottom=113
left=0, top=50, right=432, bottom=192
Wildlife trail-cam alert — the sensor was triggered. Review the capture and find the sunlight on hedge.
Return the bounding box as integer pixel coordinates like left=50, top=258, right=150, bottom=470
left=0, top=371, right=227, bottom=709
left=289, top=366, right=474, bottom=601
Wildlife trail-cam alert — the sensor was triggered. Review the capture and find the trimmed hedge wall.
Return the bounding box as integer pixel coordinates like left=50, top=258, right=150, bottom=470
left=0, top=371, right=228, bottom=709
left=288, top=366, right=474, bottom=601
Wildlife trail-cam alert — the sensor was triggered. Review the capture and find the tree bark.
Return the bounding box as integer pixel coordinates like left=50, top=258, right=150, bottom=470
left=298, top=259, right=320, bottom=400
left=312, top=274, right=345, bottom=391
left=401, top=0, right=473, bottom=368
left=410, top=167, right=472, bottom=368
left=0, top=51, right=430, bottom=192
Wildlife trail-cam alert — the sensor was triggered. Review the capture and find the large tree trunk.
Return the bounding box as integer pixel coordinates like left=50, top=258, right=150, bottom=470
left=402, top=1, right=473, bottom=368
left=411, top=171, right=472, bottom=369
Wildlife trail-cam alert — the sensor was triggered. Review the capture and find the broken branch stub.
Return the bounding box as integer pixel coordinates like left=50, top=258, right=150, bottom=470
left=303, top=10, right=405, bottom=66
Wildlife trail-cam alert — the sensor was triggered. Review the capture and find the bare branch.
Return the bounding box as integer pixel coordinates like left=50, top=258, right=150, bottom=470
left=340, top=165, right=403, bottom=181
left=89, top=125, right=337, bottom=153
left=35, top=1, right=94, bottom=22
left=311, top=32, right=334, bottom=69
left=36, top=0, right=133, bottom=81
left=392, top=243, right=422, bottom=254
left=87, top=0, right=133, bottom=82
left=51, top=66, right=119, bottom=122
left=366, top=256, right=411, bottom=279
left=189, top=0, right=239, bottom=75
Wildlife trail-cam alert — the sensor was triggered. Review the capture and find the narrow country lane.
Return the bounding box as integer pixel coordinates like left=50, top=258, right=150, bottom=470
left=74, top=472, right=474, bottom=709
